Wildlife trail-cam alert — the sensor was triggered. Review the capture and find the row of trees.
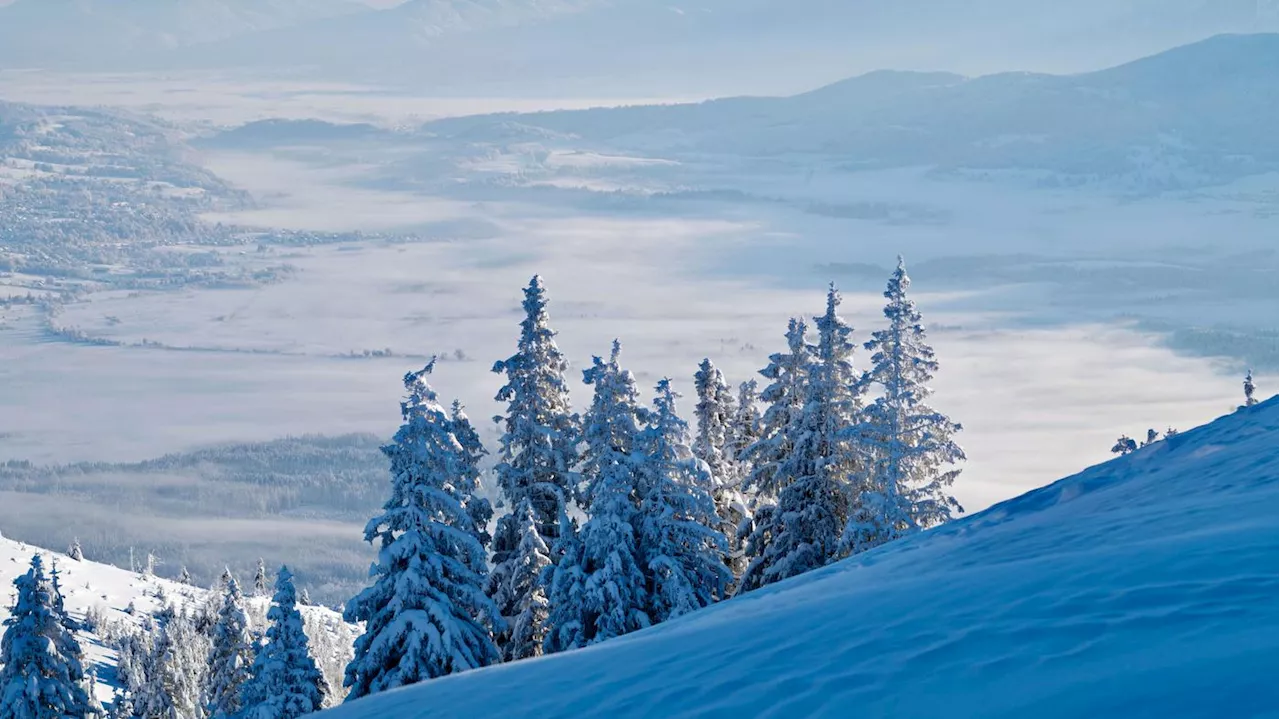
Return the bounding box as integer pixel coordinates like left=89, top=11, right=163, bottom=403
left=115, top=564, right=329, bottom=719
left=340, top=258, right=965, bottom=702
left=0, top=553, right=330, bottom=719
left=0, top=259, right=964, bottom=716
left=1110, top=370, right=1258, bottom=455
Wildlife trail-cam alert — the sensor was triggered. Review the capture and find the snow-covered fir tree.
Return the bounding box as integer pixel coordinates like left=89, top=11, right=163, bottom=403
left=741, top=286, right=863, bottom=593
left=741, top=318, right=815, bottom=501
left=636, top=379, right=731, bottom=622
left=178, top=567, right=193, bottom=586
left=204, top=578, right=253, bottom=719
left=692, top=358, right=749, bottom=585
left=344, top=361, right=501, bottom=700
left=241, top=568, right=327, bottom=719
left=67, top=539, right=83, bottom=562
left=487, top=500, right=551, bottom=661
left=0, top=555, right=97, bottom=719
left=133, top=608, right=208, bottom=719
left=107, top=686, right=133, bottom=719
left=449, top=399, right=494, bottom=549
left=727, top=379, right=763, bottom=469
left=845, top=259, right=963, bottom=554
left=47, top=560, right=96, bottom=716
left=253, top=560, right=268, bottom=597
left=1243, top=369, right=1258, bottom=407
left=545, top=342, right=650, bottom=653
left=1111, top=435, right=1138, bottom=455
left=488, top=276, right=579, bottom=660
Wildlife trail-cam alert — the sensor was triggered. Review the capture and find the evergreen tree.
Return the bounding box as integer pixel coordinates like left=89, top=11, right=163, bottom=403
left=253, top=560, right=268, bottom=597
left=845, top=259, right=963, bottom=554
left=1243, top=369, right=1258, bottom=407
left=0, top=555, right=97, bottom=719
left=741, top=287, right=863, bottom=592
left=106, top=687, right=132, bottom=719
left=545, top=343, right=650, bottom=653
left=241, top=568, right=327, bottom=719
left=636, top=380, right=730, bottom=622
left=343, top=362, right=500, bottom=700
left=727, top=379, right=763, bottom=468
left=67, top=540, right=83, bottom=563
left=692, top=358, right=749, bottom=585
left=741, top=318, right=814, bottom=501
left=204, top=578, right=253, bottom=719
left=45, top=560, right=92, bottom=712
left=133, top=609, right=207, bottom=719
left=1111, top=435, right=1138, bottom=455
left=178, top=567, right=193, bottom=586
left=488, top=276, right=579, bottom=660
left=449, top=400, right=494, bottom=549
left=486, top=500, right=550, bottom=662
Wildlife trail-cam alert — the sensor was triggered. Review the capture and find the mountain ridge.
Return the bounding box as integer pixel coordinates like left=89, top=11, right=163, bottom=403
left=410, top=33, right=1278, bottom=185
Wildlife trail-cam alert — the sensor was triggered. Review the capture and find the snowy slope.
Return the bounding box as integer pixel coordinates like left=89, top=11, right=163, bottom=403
left=0, top=535, right=358, bottom=706
left=324, top=397, right=1280, bottom=718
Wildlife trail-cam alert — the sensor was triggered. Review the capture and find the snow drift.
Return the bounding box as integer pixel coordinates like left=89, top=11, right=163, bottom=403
left=323, top=396, right=1279, bottom=718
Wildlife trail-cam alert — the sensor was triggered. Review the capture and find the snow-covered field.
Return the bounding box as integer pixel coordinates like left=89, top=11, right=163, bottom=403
left=322, top=396, right=1280, bottom=719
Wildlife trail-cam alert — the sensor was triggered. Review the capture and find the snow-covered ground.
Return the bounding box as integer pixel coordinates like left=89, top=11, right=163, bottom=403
left=322, top=396, right=1280, bottom=719
left=0, top=535, right=359, bottom=707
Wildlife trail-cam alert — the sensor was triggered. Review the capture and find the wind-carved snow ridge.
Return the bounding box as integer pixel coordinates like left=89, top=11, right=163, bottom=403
left=322, top=396, right=1279, bottom=719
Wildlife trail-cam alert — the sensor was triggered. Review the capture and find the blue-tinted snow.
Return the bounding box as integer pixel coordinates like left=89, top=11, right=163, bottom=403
left=323, top=396, right=1279, bottom=718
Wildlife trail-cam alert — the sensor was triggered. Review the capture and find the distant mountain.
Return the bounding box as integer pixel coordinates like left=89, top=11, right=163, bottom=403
left=0, top=0, right=368, bottom=68
left=0, top=0, right=1273, bottom=96
left=422, top=33, right=1279, bottom=186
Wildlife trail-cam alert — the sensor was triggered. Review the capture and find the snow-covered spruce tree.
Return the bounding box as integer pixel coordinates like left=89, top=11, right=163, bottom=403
left=741, top=318, right=815, bottom=502
left=0, top=555, right=97, bottom=719
left=740, top=286, right=864, bottom=593
left=47, top=560, right=95, bottom=714
left=727, top=380, right=763, bottom=469
left=343, top=361, right=500, bottom=701
left=204, top=577, right=254, bottom=719
left=106, top=686, right=133, bottom=719
left=178, top=567, right=193, bottom=586
left=488, top=275, right=579, bottom=661
left=844, top=258, right=963, bottom=555
left=693, top=358, right=750, bottom=586
left=154, top=608, right=210, bottom=719
left=545, top=342, right=650, bottom=653
left=1243, top=369, right=1258, bottom=407
left=67, top=539, right=83, bottom=562
left=488, top=500, right=551, bottom=661
left=253, top=560, right=268, bottom=597
left=636, top=380, right=731, bottom=623
left=449, top=399, right=494, bottom=549
left=240, top=567, right=327, bottom=719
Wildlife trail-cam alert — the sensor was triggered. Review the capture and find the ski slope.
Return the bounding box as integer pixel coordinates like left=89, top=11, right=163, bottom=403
left=324, top=396, right=1280, bottom=719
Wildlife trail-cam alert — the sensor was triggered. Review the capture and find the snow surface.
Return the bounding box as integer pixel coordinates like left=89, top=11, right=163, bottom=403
left=323, top=396, right=1280, bottom=719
